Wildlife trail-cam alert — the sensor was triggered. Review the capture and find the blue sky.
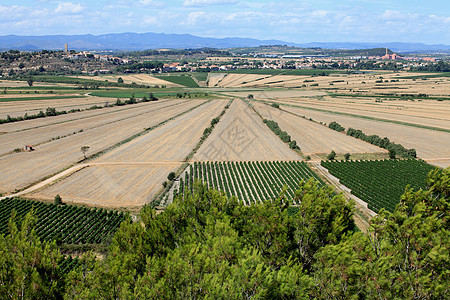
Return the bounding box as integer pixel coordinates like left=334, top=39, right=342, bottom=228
left=1, top=0, right=449, bottom=44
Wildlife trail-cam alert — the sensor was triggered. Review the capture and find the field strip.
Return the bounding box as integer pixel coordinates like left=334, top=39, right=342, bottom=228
left=2, top=98, right=175, bottom=134
left=251, top=101, right=384, bottom=155
left=28, top=100, right=227, bottom=208
left=255, top=99, right=450, bottom=133
left=0, top=100, right=192, bottom=157
left=0, top=100, right=210, bottom=194
left=0, top=161, right=185, bottom=200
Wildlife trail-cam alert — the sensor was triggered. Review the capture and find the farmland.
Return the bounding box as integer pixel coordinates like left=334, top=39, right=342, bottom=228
left=30, top=100, right=227, bottom=207
left=0, top=99, right=207, bottom=194
left=251, top=101, right=386, bottom=157
left=176, top=161, right=323, bottom=205
left=273, top=100, right=450, bottom=167
left=193, top=99, right=300, bottom=161
left=321, top=159, right=436, bottom=213
left=0, top=197, right=126, bottom=244
left=0, top=69, right=447, bottom=217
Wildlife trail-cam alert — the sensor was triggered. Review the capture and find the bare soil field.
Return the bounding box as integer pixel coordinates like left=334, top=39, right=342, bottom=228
left=0, top=99, right=187, bottom=156
left=30, top=100, right=227, bottom=207
left=0, top=99, right=207, bottom=194
left=282, top=105, right=450, bottom=168
left=252, top=102, right=385, bottom=156
left=71, top=74, right=181, bottom=87
left=0, top=95, right=112, bottom=119
left=275, top=97, right=450, bottom=131
left=193, top=99, right=300, bottom=161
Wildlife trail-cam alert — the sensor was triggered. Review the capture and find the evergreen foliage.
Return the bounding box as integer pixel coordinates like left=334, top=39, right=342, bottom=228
left=0, top=168, right=448, bottom=298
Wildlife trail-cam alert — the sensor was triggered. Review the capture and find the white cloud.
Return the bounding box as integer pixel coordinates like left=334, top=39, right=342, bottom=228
left=54, top=2, right=84, bottom=14
left=183, top=0, right=238, bottom=7
left=186, top=11, right=206, bottom=25
left=311, top=10, right=328, bottom=18
left=0, top=5, right=28, bottom=20
left=136, top=0, right=165, bottom=8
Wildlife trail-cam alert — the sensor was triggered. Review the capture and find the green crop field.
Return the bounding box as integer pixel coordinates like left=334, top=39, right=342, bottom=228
left=191, top=72, right=209, bottom=81
left=0, top=95, right=85, bottom=102
left=155, top=75, right=199, bottom=87
left=321, top=159, right=436, bottom=213
left=0, top=198, right=127, bottom=244
left=175, top=161, right=324, bottom=205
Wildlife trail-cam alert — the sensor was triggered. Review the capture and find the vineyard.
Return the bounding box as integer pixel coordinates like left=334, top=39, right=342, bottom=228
left=0, top=198, right=127, bottom=244
left=175, top=161, right=324, bottom=205
left=321, top=159, right=436, bottom=213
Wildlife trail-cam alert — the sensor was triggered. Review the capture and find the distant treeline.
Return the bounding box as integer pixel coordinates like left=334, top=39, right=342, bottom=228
left=120, top=48, right=231, bottom=58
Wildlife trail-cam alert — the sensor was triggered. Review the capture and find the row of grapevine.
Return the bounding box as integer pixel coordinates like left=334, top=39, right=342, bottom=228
left=0, top=198, right=127, bottom=244
left=321, top=159, right=436, bottom=213
left=174, top=161, right=324, bottom=205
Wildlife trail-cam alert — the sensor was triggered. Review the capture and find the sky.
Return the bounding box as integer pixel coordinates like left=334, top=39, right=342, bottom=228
left=0, top=0, right=449, bottom=44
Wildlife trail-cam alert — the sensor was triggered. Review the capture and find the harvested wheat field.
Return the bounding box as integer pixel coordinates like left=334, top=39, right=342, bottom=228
left=275, top=97, right=450, bottom=131
left=0, top=99, right=207, bottom=194
left=252, top=101, right=385, bottom=156
left=207, top=73, right=226, bottom=87
left=194, top=99, right=300, bottom=161
left=223, top=89, right=326, bottom=99
left=0, top=99, right=187, bottom=156
left=282, top=105, right=450, bottom=168
left=0, top=95, right=113, bottom=119
left=30, top=163, right=182, bottom=207
left=30, top=100, right=227, bottom=207
left=71, top=74, right=181, bottom=87
left=0, top=98, right=174, bottom=134
left=215, top=74, right=269, bottom=88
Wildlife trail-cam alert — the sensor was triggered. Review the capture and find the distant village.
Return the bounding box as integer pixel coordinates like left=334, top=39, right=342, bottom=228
left=0, top=43, right=446, bottom=76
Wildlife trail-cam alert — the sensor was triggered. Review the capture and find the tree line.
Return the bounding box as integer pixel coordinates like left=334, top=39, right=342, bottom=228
left=0, top=167, right=448, bottom=298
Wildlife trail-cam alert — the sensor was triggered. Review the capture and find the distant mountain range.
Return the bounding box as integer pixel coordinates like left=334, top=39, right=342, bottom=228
left=0, top=32, right=449, bottom=53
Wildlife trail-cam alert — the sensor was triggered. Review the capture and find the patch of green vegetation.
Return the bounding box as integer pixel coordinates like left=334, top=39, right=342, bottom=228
left=155, top=75, right=199, bottom=87
left=191, top=72, right=209, bottom=81
left=321, top=159, right=437, bottom=213
left=7, top=86, right=80, bottom=90
left=0, top=95, right=84, bottom=102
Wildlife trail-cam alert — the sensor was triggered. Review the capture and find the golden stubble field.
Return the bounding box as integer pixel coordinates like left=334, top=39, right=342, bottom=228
left=193, top=99, right=300, bottom=161
left=0, top=99, right=207, bottom=194
left=70, top=74, right=181, bottom=87
left=30, top=100, right=227, bottom=207
left=252, top=101, right=386, bottom=156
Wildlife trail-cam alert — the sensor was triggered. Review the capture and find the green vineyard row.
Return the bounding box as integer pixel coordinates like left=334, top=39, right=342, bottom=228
left=0, top=198, right=127, bottom=244
left=321, top=159, right=436, bottom=212
left=175, top=161, right=324, bottom=205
